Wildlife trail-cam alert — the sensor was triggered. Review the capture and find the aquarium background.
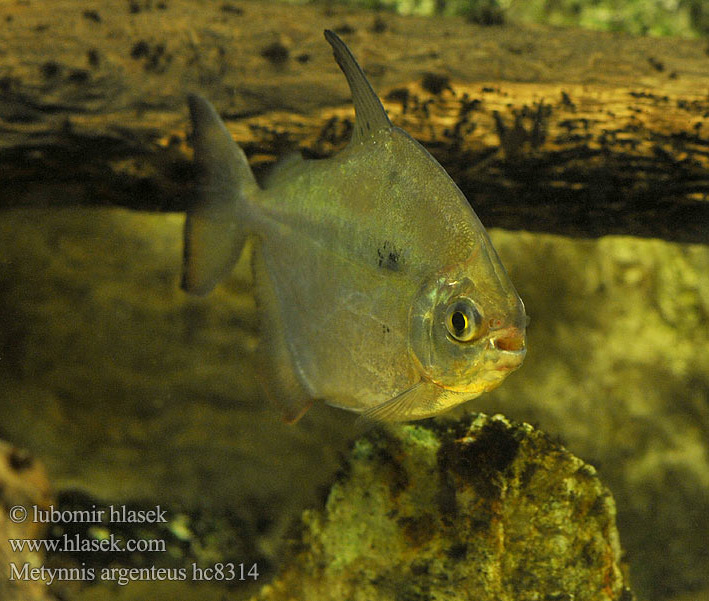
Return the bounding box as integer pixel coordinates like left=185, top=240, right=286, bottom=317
left=0, top=1, right=707, bottom=600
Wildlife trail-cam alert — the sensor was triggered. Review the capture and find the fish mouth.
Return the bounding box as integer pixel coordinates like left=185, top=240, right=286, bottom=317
left=488, top=326, right=526, bottom=353
left=486, top=326, right=526, bottom=372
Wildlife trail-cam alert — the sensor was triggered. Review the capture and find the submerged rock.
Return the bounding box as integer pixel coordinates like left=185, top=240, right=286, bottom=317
left=253, top=414, right=631, bottom=601
left=0, top=440, right=54, bottom=601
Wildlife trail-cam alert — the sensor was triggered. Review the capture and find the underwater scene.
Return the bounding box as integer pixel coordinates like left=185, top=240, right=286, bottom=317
left=0, top=1, right=708, bottom=600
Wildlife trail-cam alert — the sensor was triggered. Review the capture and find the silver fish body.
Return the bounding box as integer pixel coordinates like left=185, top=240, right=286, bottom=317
left=182, top=30, right=526, bottom=422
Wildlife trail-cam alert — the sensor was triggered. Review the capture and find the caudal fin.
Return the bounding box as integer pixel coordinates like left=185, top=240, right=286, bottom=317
left=182, top=94, right=258, bottom=295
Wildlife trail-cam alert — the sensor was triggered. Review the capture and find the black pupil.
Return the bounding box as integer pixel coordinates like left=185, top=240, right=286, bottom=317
left=451, top=311, right=467, bottom=334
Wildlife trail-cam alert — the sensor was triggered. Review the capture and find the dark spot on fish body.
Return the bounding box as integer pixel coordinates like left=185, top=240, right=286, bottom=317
left=296, top=53, right=310, bottom=64
left=33, top=24, right=49, bottom=33
left=377, top=240, right=401, bottom=271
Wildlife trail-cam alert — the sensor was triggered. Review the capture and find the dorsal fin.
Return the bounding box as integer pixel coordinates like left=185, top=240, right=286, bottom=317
left=324, top=29, right=392, bottom=144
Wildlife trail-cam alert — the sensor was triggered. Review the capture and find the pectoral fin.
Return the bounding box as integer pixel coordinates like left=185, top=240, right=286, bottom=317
left=359, top=381, right=465, bottom=423
left=251, top=237, right=313, bottom=424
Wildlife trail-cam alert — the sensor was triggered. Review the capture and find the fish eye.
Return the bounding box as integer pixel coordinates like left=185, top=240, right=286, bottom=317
left=444, top=299, right=482, bottom=343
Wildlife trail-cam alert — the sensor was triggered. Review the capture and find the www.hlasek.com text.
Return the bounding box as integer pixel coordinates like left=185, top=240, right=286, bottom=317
left=10, top=532, right=166, bottom=553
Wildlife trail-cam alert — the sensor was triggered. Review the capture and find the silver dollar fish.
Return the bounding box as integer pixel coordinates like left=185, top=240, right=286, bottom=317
left=182, top=30, right=526, bottom=422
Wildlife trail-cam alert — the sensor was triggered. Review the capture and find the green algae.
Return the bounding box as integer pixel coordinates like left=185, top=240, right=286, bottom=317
left=253, top=414, right=630, bottom=601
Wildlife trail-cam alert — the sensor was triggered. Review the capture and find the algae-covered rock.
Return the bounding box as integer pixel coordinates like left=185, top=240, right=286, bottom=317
left=253, top=414, right=631, bottom=601
left=478, top=231, right=709, bottom=600
left=0, top=440, right=54, bottom=601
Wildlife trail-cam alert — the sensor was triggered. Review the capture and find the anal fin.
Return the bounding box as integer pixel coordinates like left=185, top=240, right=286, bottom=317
left=251, top=237, right=313, bottom=424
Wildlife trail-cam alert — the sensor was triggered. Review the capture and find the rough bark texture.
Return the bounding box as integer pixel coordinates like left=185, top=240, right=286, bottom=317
left=0, top=0, right=707, bottom=242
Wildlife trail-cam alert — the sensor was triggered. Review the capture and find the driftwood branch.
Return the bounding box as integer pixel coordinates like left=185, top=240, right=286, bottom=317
left=1, top=0, right=708, bottom=243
